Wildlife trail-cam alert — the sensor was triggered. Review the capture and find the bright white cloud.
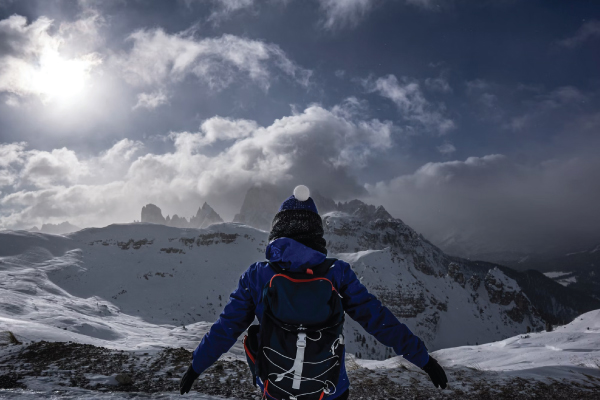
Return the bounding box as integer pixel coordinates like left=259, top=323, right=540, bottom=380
left=366, top=74, right=455, bottom=134
left=0, top=102, right=393, bottom=229
left=21, top=148, right=88, bottom=188
left=0, top=14, right=102, bottom=102
left=116, top=29, right=311, bottom=91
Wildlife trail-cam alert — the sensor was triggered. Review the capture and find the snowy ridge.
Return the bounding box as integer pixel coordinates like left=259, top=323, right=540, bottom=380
left=323, top=209, right=543, bottom=358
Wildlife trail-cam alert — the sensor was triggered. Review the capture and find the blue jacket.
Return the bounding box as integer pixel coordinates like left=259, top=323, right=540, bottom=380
left=192, top=238, right=429, bottom=398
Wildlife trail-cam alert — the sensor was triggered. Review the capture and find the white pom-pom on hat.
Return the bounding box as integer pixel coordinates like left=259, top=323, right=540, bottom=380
left=293, top=185, right=310, bottom=202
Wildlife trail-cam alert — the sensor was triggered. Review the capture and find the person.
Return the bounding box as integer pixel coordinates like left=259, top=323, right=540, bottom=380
left=180, top=185, right=448, bottom=398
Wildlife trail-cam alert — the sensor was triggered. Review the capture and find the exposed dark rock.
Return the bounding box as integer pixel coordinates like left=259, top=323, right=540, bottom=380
left=2, top=341, right=598, bottom=399
left=141, top=202, right=223, bottom=229
left=468, top=275, right=481, bottom=291
left=448, top=263, right=466, bottom=287
left=115, top=373, right=132, bottom=385
left=141, top=204, right=166, bottom=225
left=190, top=202, right=224, bottom=228
left=0, top=331, right=21, bottom=345
left=233, top=184, right=287, bottom=231
left=38, top=221, right=80, bottom=234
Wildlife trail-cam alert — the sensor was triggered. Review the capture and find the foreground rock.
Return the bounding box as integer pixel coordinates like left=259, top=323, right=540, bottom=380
left=0, top=341, right=598, bottom=399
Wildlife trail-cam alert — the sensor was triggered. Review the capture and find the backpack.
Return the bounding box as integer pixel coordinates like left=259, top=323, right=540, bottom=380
left=244, top=258, right=345, bottom=400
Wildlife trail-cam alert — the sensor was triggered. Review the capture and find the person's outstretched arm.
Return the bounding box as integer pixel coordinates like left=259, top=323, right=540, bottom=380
left=339, top=261, right=447, bottom=388
left=180, top=264, right=256, bottom=394
left=339, top=260, right=430, bottom=365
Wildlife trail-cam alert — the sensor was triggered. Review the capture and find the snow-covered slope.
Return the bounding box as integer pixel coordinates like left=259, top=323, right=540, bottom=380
left=434, top=309, right=600, bottom=377
left=1, top=219, right=542, bottom=360
left=1, top=224, right=598, bottom=398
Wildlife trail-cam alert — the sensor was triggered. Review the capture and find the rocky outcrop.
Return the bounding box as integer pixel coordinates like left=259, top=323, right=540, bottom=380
left=484, top=267, right=539, bottom=324
left=233, top=185, right=285, bottom=231
left=141, top=203, right=223, bottom=229
left=141, top=204, right=166, bottom=225
left=448, top=263, right=466, bottom=287
left=190, top=202, right=224, bottom=228
left=34, top=221, right=81, bottom=235
left=233, top=184, right=339, bottom=230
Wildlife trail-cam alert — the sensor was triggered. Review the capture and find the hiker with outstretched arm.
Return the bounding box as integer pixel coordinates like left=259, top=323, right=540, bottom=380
left=180, top=185, right=448, bottom=399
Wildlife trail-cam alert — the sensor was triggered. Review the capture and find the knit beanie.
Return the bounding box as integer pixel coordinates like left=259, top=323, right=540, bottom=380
left=268, top=185, right=327, bottom=255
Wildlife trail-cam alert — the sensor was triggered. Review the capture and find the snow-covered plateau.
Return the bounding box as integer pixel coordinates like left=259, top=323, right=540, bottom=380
left=0, top=219, right=599, bottom=398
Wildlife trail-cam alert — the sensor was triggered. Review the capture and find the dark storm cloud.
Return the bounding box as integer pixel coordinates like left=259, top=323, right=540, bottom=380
left=367, top=149, right=600, bottom=254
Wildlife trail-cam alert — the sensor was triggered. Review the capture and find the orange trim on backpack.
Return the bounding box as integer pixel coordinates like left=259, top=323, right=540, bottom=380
left=319, top=390, right=325, bottom=400
left=263, top=380, right=276, bottom=399
left=243, top=335, right=255, bottom=364
left=306, top=268, right=314, bottom=275
left=269, top=274, right=337, bottom=293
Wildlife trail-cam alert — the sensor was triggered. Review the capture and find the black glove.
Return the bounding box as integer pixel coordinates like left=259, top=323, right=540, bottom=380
left=180, top=364, right=200, bottom=395
left=422, top=356, right=448, bottom=389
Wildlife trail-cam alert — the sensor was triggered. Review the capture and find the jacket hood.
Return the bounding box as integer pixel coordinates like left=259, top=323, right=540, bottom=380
left=265, top=237, right=326, bottom=271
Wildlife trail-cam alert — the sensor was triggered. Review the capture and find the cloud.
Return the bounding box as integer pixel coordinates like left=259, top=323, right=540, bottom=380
left=437, top=142, right=456, bottom=154
left=0, top=14, right=102, bottom=101
left=559, top=20, right=600, bottom=48
left=133, top=90, right=170, bottom=110
left=21, top=148, right=89, bottom=188
left=365, top=74, right=455, bottom=134
left=0, top=142, right=26, bottom=188
left=115, top=29, right=311, bottom=91
left=207, top=0, right=256, bottom=22
left=425, top=76, right=452, bottom=93
left=507, top=86, right=587, bottom=131
left=0, top=102, right=393, bottom=229
left=317, top=0, right=439, bottom=29
left=366, top=153, right=600, bottom=253
left=318, top=0, right=375, bottom=29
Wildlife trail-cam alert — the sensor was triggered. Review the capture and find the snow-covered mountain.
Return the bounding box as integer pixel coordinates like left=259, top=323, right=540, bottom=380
left=141, top=202, right=223, bottom=229
left=233, top=184, right=337, bottom=231
left=321, top=204, right=544, bottom=357
left=1, top=192, right=599, bottom=397
left=3, top=188, right=596, bottom=361
left=1, top=225, right=598, bottom=399
left=0, top=219, right=540, bottom=360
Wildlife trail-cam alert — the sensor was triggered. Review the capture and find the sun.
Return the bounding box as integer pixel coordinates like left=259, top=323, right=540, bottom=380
left=31, top=49, right=100, bottom=103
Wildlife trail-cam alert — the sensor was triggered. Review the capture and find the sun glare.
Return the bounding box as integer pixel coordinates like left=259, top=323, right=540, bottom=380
left=31, top=50, right=99, bottom=103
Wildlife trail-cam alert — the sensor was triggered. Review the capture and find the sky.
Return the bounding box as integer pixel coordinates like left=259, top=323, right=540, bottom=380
left=0, top=0, right=599, bottom=254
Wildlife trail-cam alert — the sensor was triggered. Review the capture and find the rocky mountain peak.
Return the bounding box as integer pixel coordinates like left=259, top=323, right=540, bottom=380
left=34, top=221, right=81, bottom=235
left=141, top=204, right=166, bottom=225
left=141, top=202, right=223, bottom=229
left=191, top=202, right=224, bottom=228
left=233, top=184, right=285, bottom=231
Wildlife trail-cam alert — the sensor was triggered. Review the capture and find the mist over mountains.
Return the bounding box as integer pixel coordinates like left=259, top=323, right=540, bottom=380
left=133, top=185, right=599, bottom=327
